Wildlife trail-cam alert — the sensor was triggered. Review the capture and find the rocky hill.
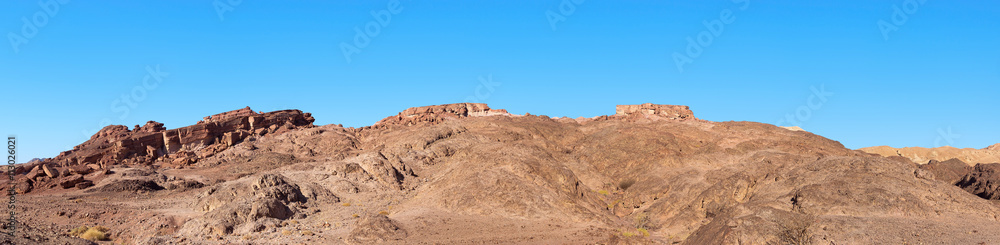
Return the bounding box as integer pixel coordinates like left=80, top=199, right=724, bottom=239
left=859, top=145, right=1000, bottom=166
left=2, top=104, right=1000, bottom=244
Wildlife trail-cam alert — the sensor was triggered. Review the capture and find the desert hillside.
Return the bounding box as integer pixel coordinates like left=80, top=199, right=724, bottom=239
left=3, top=103, right=1000, bottom=244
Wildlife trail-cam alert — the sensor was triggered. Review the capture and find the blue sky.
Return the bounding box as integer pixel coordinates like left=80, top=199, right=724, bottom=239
left=1, top=0, right=998, bottom=161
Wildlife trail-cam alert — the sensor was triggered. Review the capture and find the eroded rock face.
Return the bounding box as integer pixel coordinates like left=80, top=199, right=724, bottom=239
left=5, top=107, right=314, bottom=195
left=957, top=163, right=1000, bottom=200
left=373, top=103, right=510, bottom=128
left=919, top=159, right=972, bottom=184
left=47, top=107, right=314, bottom=169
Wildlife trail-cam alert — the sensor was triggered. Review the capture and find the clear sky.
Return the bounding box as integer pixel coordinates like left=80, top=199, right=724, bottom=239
left=1, top=1, right=998, bottom=161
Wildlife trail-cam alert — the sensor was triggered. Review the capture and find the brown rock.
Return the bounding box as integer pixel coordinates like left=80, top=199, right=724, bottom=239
left=373, top=103, right=510, bottom=128
left=956, top=163, right=1000, bottom=200
left=41, top=164, right=59, bottom=178
left=919, top=158, right=972, bottom=184
left=25, top=166, right=43, bottom=179
left=13, top=179, right=32, bottom=194
left=41, top=107, right=314, bottom=170
left=67, top=165, right=93, bottom=175
left=614, top=103, right=695, bottom=120
left=58, top=174, right=84, bottom=189
left=75, top=180, right=94, bottom=189
left=859, top=144, right=1000, bottom=166
left=347, top=214, right=407, bottom=244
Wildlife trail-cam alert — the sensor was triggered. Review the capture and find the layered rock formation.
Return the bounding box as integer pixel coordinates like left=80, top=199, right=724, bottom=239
left=372, top=103, right=510, bottom=128
left=859, top=145, right=1000, bottom=166
left=613, top=103, right=695, bottom=120
left=5, top=107, right=314, bottom=194
left=919, top=158, right=973, bottom=184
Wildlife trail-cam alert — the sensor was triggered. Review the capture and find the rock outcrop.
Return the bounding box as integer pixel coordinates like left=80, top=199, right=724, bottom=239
left=373, top=103, right=510, bottom=128
left=48, top=107, right=314, bottom=169
left=957, top=163, right=1000, bottom=200
left=613, top=103, right=695, bottom=120
left=5, top=107, right=314, bottom=194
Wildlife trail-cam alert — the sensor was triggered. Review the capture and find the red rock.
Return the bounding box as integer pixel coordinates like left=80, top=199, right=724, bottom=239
left=957, top=163, right=1000, bottom=200
left=75, top=180, right=94, bottom=189
left=614, top=103, right=695, bottom=120
left=41, top=164, right=60, bottom=178
left=58, top=174, right=84, bottom=189
left=43, top=107, right=315, bottom=169
left=373, top=103, right=510, bottom=128
left=26, top=165, right=43, bottom=179
left=14, top=179, right=32, bottom=194
left=67, top=165, right=93, bottom=175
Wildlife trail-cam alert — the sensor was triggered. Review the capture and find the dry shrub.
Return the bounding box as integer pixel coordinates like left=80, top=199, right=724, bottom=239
left=618, top=179, right=636, bottom=190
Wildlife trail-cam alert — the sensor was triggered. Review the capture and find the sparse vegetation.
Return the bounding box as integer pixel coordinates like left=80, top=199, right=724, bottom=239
left=69, top=225, right=110, bottom=241
left=622, top=231, right=636, bottom=237
left=342, top=202, right=351, bottom=206
left=301, top=230, right=314, bottom=236
left=352, top=214, right=360, bottom=218
left=638, top=228, right=650, bottom=237
left=597, top=190, right=609, bottom=195
left=281, top=230, right=293, bottom=235
left=379, top=210, right=389, bottom=215
left=776, top=216, right=813, bottom=245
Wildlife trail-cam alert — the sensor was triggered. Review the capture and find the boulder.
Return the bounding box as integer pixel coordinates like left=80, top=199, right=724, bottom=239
left=58, top=174, right=85, bottom=189
left=41, top=107, right=315, bottom=171
left=75, top=180, right=94, bottom=189
left=67, top=165, right=94, bottom=175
